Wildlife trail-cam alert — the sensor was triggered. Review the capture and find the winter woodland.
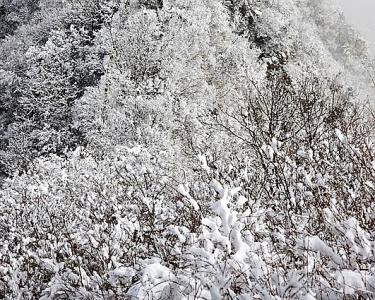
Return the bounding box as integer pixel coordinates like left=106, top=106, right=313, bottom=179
left=0, top=0, right=375, bottom=299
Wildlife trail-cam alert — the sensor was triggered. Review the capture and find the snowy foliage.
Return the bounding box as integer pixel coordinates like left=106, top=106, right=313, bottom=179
left=1, top=0, right=375, bottom=299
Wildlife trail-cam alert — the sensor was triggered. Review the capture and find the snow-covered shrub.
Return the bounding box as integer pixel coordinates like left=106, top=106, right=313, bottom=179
left=188, top=71, right=375, bottom=298
left=1, top=142, right=374, bottom=298
left=0, top=147, right=193, bottom=298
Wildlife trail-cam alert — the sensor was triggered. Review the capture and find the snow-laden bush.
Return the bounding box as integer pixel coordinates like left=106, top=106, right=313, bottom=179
left=1, top=141, right=374, bottom=299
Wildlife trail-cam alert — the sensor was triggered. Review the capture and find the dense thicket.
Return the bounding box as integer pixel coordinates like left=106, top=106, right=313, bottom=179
left=0, top=0, right=374, bottom=299
left=0, top=0, right=122, bottom=176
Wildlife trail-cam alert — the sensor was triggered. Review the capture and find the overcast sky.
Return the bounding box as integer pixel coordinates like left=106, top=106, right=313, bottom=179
left=337, top=0, right=375, bottom=56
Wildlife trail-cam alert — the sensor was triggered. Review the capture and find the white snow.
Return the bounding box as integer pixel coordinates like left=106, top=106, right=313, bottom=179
left=302, top=236, right=342, bottom=266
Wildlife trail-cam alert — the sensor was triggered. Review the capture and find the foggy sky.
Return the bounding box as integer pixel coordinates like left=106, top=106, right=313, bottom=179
left=337, top=0, right=375, bottom=55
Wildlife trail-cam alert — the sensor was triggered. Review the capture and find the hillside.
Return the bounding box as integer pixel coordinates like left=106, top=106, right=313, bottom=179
left=0, top=0, right=374, bottom=299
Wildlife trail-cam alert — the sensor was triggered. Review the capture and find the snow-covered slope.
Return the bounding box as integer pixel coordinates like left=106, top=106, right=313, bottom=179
left=0, top=0, right=374, bottom=298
